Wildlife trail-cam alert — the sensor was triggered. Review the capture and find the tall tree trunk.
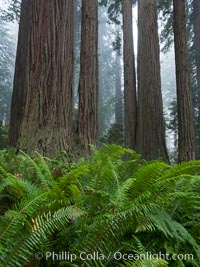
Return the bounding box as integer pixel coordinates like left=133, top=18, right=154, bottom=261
left=136, top=0, right=169, bottom=162
left=8, top=0, right=31, bottom=147
left=98, top=14, right=105, bottom=136
left=122, top=0, right=137, bottom=149
left=115, top=52, right=123, bottom=126
left=173, top=0, right=195, bottom=161
left=73, top=0, right=81, bottom=129
left=192, top=0, right=200, bottom=97
left=78, top=0, right=98, bottom=150
left=192, top=0, right=200, bottom=158
left=9, top=0, right=75, bottom=156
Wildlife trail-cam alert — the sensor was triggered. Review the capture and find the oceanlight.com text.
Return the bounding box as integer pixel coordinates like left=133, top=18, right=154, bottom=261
left=35, top=251, right=194, bottom=263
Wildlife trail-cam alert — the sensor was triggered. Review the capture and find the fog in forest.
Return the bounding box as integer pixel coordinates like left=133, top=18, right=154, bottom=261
left=0, top=0, right=198, bottom=162
left=1, top=1, right=200, bottom=266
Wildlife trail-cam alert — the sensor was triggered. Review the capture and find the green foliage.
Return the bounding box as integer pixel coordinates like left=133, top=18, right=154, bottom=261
left=158, top=0, right=173, bottom=53
left=100, top=0, right=137, bottom=25
left=159, top=0, right=193, bottom=53
left=166, top=98, right=178, bottom=163
left=112, top=31, right=122, bottom=55
left=100, top=0, right=122, bottom=25
left=0, top=123, right=8, bottom=149
left=99, top=0, right=136, bottom=54
left=167, top=95, right=200, bottom=161
left=0, top=145, right=200, bottom=266
left=100, top=123, right=124, bottom=146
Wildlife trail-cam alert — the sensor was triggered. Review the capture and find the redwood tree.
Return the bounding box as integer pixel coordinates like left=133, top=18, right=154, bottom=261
left=98, top=12, right=105, bottom=136
left=8, top=0, right=31, bottom=147
left=136, top=0, right=169, bottom=162
left=78, top=0, right=98, bottom=150
left=122, top=0, right=137, bottom=149
left=173, top=0, right=195, bottom=161
left=192, top=0, right=200, bottom=125
left=192, top=0, right=200, bottom=156
left=9, top=0, right=74, bottom=155
left=115, top=52, right=123, bottom=126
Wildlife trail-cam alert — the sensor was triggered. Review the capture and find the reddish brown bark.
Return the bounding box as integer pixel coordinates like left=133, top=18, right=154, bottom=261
left=9, top=0, right=75, bottom=156
left=8, top=0, right=31, bottom=147
left=78, top=0, right=98, bottom=150
left=115, top=53, right=123, bottom=126
left=192, top=0, right=200, bottom=158
left=136, top=0, right=169, bottom=162
left=192, top=0, right=200, bottom=97
left=122, top=0, right=137, bottom=149
left=173, top=0, right=195, bottom=161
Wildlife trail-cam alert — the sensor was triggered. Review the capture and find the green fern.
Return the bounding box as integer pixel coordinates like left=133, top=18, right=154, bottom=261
left=1, top=145, right=200, bottom=267
left=0, top=206, right=84, bottom=267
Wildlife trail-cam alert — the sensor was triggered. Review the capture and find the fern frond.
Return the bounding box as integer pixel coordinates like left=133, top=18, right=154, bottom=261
left=34, top=151, right=53, bottom=181
left=93, top=144, right=135, bottom=160
left=119, top=259, right=168, bottom=267
left=0, top=206, right=84, bottom=267
left=0, top=190, right=47, bottom=243
left=74, top=202, right=200, bottom=266
left=160, top=160, right=200, bottom=180
left=19, top=151, right=51, bottom=187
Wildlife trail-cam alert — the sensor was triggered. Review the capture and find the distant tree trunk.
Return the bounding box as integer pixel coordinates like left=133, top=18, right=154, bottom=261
left=122, top=0, right=137, bottom=149
left=115, top=52, right=123, bottom=126
left=136, top=0, right=169, bottom=162
left=73, top=0, right=81, bottom=127
left=78, top=0, right=98, bottom=150
left=192, top=0, right=200, bottom=97
left=192, top=0, right=200, bottom=155
left=8, top=0, right=31, bottom=147
left=173, top=0, right=195, bottom=161
left=74, top=0, right=79, bottom=44
left=98, top=16, right=105, bottom=136
left=9, top=0, right=75, bottom=156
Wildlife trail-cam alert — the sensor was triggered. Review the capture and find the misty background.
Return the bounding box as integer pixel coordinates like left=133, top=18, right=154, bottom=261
left=0, top=0, right=176, bottom=152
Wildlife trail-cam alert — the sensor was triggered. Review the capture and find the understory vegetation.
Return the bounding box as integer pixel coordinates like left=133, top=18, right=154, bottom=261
left=0, top=145, right=200, bottom=267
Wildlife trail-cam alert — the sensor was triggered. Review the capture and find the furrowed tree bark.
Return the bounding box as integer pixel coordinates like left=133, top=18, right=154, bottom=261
left=136, top=0, right=169, bottom=162
left=8, top=0, right=31, bottom=147
left=173, top=0, right=195, bottom=161
left=115, top=52, right=123, bottom=126
left=122, top=0, right=137, bottom=149
left=10, top=0, right=75, bottom=156
left=192, top=0, right=200, bottom=98
left=78, top=0, right=98, bottom=151
left=192, top=0, right=200, bottom=157
left=98, top=15, right=105, bottom=137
